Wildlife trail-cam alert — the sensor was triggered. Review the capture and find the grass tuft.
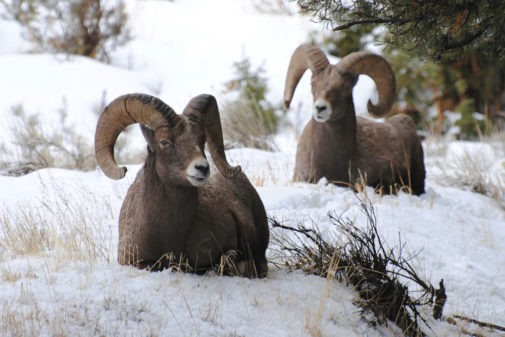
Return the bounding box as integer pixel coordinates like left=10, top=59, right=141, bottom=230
left=0, top=178, right=116, bottom=264
left=430, top=143, right=505, bottom=209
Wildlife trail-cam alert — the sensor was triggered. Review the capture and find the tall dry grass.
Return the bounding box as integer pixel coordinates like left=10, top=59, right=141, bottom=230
left=0, top=177, right=117, bottom=265
left=0, top=175, right=124, bottom=336
left=425, top=134, right=505, bottom=209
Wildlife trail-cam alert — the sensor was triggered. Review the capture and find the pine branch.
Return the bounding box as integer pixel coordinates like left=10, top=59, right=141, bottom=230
left=333, top=16, right=422, bottom=31
left=442, top=29, right=485, bottom=50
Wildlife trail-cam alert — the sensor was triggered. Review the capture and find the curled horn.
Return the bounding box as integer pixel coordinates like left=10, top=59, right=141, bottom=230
left=336, top=51, right=396, bottom=117
left=95, top=93, right=181, bottom=179
left=183, top=94, right=241, bottom=178
left=283, top=44, right=329, bottom=109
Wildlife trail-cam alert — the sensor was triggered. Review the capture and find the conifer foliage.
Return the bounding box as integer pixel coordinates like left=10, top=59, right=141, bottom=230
left=296, top=0, right=505, bottom=61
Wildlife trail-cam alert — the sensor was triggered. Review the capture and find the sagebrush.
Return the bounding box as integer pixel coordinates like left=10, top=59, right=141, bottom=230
left=2, top=101, right=144, bottom=176
left=0, top=0, right=131, bottom=62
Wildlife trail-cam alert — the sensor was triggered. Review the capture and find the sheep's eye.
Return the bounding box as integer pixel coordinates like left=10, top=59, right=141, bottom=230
left=159, top=140, right=171, bottom=147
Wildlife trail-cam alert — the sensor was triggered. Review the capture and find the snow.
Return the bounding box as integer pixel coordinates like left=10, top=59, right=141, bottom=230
left=1, top=1, right=505, bottom=336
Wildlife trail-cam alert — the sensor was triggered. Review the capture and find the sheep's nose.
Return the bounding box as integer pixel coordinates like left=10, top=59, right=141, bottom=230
left=313, top=98, right=332, bottom=122
left=195, top=163, right=210, bottom=177
left=186, top=157, right=210, bottom=186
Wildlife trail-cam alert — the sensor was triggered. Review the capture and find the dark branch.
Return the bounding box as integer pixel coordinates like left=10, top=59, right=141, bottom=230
left=333, top=16, right=422, bottom=31
left=443, top=28, right=485, bottom=50
left=270, top=220, right=313, bottom=235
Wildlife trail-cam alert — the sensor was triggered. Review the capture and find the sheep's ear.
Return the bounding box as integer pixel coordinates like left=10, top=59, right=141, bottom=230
left=140, top=124, right=156, bottom=153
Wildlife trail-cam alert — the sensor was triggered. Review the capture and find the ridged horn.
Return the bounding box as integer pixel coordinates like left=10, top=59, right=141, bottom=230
left=336, top=51, right=396, bottom=117
left=95, top=93, right=181, bottom=179
left=183, top=94, right=241, bottom=178
left=283, top=44, right=329, bottom=109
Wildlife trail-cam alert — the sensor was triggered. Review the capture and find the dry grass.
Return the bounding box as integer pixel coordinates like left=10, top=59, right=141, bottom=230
left=246, top=161, right=286, bottom=187
left=221, top=98, right=278, bottom=151
left=220, top=56, right=284, bottom=152
left=427, top=136, right=505, bottom=209
left=0, top=178, right=116, bottom=265
left=0, top=176, right=123, bottom=336
left=224, top=150, right=294, bottom=187
left=306, top=247, right=341, bottom=337
left=2, top=133, right=505, bottom=335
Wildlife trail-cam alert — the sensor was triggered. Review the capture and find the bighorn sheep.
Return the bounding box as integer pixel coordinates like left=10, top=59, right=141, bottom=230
left=284, top=44, right=425, bottom=195
left=95, top=93, right=269, bottom=277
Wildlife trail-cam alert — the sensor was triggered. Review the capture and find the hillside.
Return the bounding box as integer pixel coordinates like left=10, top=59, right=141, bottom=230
left=1, top=1, right=504, bottom=336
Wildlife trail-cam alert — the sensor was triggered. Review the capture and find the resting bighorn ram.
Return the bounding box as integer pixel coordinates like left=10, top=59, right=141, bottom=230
left=284, top=44, right=425, bottom=195
left=95, top=93, right=269, bottom=277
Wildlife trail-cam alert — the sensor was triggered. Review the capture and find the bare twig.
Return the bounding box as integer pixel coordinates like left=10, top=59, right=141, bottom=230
left=452, top=315, right=505, bottom=333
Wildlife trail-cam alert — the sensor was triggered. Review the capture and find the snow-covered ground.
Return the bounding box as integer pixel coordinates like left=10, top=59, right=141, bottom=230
left=1, top=1, right=504, bottom=336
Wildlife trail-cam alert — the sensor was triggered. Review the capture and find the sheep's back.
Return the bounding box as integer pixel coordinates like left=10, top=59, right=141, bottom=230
left=354, top=115, right=415, bottom=183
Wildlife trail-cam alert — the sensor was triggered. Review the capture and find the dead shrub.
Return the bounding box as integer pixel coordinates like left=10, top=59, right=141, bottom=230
left=270, top=195, right=446, bottom=336
left=8, top=102, right=96, bottom=173
left=0, top=0, right=131, bottom=62
left=2, top=101, right=144, bottom=176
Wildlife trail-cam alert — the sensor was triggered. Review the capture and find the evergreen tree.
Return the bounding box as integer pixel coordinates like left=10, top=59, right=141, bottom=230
left=296, top=0, right=505, bottom=61
left=221, top=58, right=282, bottom=150
left=309, top=24, right=377, bottom=58
left=225, top=58, right=279, bottom=134
left=302, top=0, right=505, bottom=138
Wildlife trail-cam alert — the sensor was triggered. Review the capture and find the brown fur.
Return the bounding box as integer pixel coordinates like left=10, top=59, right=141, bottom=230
left=109, top=95, right=269, bottom=277
left=287, top=48, right=426, bottom=195
left=295, top=115, right=425, bottom=195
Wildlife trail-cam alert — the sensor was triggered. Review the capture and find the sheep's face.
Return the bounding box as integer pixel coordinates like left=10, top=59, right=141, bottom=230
left=153, top=120, right=210, bottom=187
left=310, top=67, right=357, bottom=123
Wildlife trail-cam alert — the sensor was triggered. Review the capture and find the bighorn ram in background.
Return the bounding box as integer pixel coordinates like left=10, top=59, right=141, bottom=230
left=95, top=93, right=269, bottom=277
left=284, top=44, right=425, bottom=195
